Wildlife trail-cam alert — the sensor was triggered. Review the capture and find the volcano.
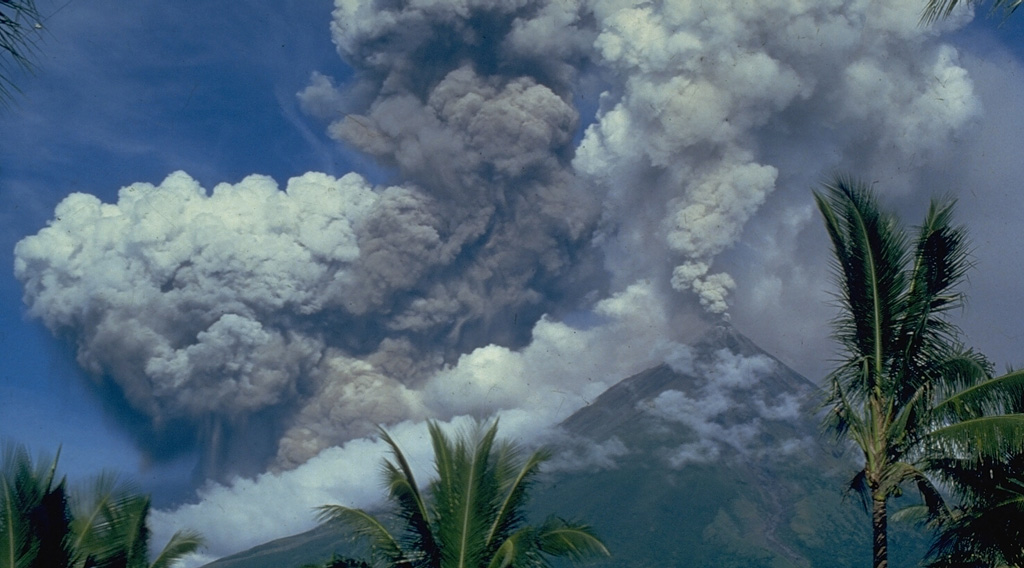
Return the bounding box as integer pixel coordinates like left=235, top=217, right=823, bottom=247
left=201, top=325, right=927, bottom=568
left=530, top=324, right=924, bottom=568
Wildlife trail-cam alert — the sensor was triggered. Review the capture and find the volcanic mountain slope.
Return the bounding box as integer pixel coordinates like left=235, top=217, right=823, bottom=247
left=560, top=323, right=819, bottom=446
left=536, top=324, right=927, bottom=568
left=202, top=325, right=927, bottom=568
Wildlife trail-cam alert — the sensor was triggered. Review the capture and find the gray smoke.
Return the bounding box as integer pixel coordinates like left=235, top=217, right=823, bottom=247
left=15, top=0, right=981, bottom=487
left=574, top=0, right=978, bottom=312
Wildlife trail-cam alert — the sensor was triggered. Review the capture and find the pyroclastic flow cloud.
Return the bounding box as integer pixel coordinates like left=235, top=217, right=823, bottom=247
left=16, top=0, right=980, bottom=485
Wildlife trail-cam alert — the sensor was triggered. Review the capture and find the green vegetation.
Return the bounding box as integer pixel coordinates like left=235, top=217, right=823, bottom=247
left=529, top=443, right=929, bottom=568
left=915, top=452, right=1024, bottom=566
left=0, top=0, right=42, bottom=105
left=300, top=554, right=370, bottom=568
left=0, top=442, right=203, bottom=568
left=316, top=421, right=609, bottom=568
left=814, top=176, right=1024, bottom=568
left=1, top=443, right=73, bottom=567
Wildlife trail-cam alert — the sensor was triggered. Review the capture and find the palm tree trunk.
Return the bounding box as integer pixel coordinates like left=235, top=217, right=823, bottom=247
left=872, top=492, right=888, bottom=568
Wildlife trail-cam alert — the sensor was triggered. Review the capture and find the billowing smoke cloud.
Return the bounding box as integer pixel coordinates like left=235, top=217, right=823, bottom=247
left=575, top=0, right=978, bottom=313
left=149, top=281, right=681, bottom=562
left=14, top=172, right=430, bottom=472
left=15, top=1, right=610, bottom=476
left=14, top=0, right=984, bottom=544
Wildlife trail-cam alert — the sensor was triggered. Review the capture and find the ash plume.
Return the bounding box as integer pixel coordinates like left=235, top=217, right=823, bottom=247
left=574, top=0, right=978, bottom=313
left=15, top=0, right=981, bottom=490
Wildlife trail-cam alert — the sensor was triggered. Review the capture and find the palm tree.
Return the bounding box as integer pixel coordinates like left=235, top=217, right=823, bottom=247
left=0, top=442, right=202, bottom=568
left=914, top=452, right=1024, bottom=567
left=71, top=475, right=203, bottom=568
left=0, top=0, right=43, bottom=105
left=317, top=421, right=609, bottom=568
left=0, top=443, right=74, bottom=568
left=921, top=0, right=1022, bottom=23
left=814, top=175, right=1024, bottom=568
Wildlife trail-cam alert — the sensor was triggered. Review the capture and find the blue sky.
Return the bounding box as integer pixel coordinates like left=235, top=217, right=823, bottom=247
left=4, top=0, right=1024, bottom=562
left=0, top=0, right=361, bottom=500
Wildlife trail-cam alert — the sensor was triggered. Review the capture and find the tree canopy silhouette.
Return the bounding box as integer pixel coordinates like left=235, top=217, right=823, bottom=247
left=0, top=441, right=203, bottom=568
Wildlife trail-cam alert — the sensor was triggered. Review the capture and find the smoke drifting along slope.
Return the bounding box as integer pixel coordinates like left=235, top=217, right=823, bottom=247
left=15, top=0, right=979, bottom=487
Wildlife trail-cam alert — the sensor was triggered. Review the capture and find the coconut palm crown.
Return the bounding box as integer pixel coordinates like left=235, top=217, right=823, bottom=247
left=71, top=474, right=204, bottom=568
left=814, top=175, right=1024, bottom=568
left=1, top=443, right=74, bottom=568
left=317, top=420, right=609, bottom=568
left=0, top=442, right=203, bottom=568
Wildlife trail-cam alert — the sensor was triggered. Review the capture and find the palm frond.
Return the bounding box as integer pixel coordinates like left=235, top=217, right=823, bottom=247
left=815, top=176, right=909, bottom=395
left=821, top=371, right=870, bottom=448
left=1, top=443, right=32, bottom=568
left=887, top=379, right=932, bottom=460
left=841, top=469, right=872, bottom=513
left=484, top=447, right=549, bottom=552
left=914, top=470, right=951, bottom=521
left=535, top=517, right=610, bottom=563
left=907, top=198, right=969, bottom=318
left=888, top=468, right=953, bottom=528
left=924, top=489, right=1024, bottom=567
left=434, top=421, right=499, bottom=568
left=70, top=471, right=140, bottom=566
left=319, top=422, right=606, bottom=568
left=317, top=505, right=406, bottom=568
left=81, top=493, right=152, bottom=568
left=925, top=415, right=1024, bottom=464
left=31, top=479, right=73, bottom=568
left=882, top=462, right=950, bottom=524
left=893, top=198, right=973, bottom=405
left=0, top=442, right=73, bottom=568
left=922, top=0, right=1024, bottom=24
left=380, top=427, right=437, bottom=566
left=890, top=351, right=993, bottom=457
left=485, top=529, right=531, bottom=568
left=891, top=503, right=931, bottom=525
left=149, top=529, right=204, bottom=568
left=886, top=450, right=1006, bottom=563
left=0, top=0, right=43, bottom=105
left=429, top=421, right=455, bottom=507
left=933, top=367, right=1024, bottom=421
left=1, top=474, right=36, bottom=568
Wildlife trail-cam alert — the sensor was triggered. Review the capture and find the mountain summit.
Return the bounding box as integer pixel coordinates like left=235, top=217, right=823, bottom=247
left=202, top=325, right=927, bottom=568
left=536, top=324, right=926, bottom=568
left=561, top=323, right=820, bottom=449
